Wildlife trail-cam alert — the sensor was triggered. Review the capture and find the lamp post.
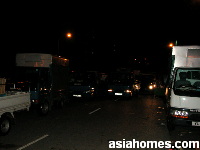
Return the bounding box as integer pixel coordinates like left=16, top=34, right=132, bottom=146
left=58, top=32, right=72, bottom=55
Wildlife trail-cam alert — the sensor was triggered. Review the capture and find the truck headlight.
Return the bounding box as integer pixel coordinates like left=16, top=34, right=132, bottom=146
left=149, top=85, right=154, bottom=90
left=125, top=90, right=132, bottom=93
left=85, top=88, right=95, bottom=93
left=108, top=89, right=113, bottom=92
left=32, top=99, right=39, bottom=103
left=90, top=87, right=95, bottom=92
left=134, top=85, right=140, bottom=90
left=171, top=110, right=189, bottom=118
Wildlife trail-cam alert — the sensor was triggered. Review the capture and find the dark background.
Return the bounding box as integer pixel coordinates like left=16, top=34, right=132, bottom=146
left=1, top=0, right=200, bottom=76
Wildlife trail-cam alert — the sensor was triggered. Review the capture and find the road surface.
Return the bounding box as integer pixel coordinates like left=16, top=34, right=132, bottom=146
left=0, top=95, right=199, bottom=150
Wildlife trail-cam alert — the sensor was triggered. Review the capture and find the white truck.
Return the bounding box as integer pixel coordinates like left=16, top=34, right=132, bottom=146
left=0, top=78, right=30, bottom=135
left=165, top=45, right=200, bottom=130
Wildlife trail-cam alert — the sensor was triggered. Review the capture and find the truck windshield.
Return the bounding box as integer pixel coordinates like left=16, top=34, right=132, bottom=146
left=69, top=72, right=97, bottom=86
left=173, top=68, right=200, bottom=97
left=13, top=67, right=50, bottom=91
left=108, top=73, right=134, bottom=85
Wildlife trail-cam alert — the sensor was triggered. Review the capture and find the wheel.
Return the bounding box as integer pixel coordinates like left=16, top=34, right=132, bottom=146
left=0, top=117, right=11, bottom=136
left=40, top=101, right=49, bottom=115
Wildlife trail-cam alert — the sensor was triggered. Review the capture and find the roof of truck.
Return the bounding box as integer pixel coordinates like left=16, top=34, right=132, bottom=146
left=16, top=53, right=69, bottom=68
left=172, top=46, right=200, bottom=68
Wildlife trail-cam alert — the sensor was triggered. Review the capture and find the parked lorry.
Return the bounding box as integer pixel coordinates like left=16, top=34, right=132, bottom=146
left=0, top=78, right=30, bottom=135
left=12, top=53, right=69, bottom=115
left=165, top=46, right=200, bottom=130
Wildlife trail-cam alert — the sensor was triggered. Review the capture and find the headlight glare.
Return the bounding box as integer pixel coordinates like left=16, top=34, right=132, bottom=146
left=125, top=90, right=132, bottom=93
left=108, top=89, right=113, bottom=92
left=149, top=85, right=153, bottom=90
left=171, top=110, right=189, bottom=118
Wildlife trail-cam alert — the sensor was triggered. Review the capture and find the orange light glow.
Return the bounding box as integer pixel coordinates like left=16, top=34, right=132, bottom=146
left=66, top=32, right=72, bottom=38
left=172, top=115, right=188, bottom=119
left=169, top=43, right=174, bottom=47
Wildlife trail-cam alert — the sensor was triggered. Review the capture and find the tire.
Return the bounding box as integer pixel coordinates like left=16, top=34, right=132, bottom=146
left=40, top=101, right=49, bottom=115
left=0, top=117, right=11, bottom=136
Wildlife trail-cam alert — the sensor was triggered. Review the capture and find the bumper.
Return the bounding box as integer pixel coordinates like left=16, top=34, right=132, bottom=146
left=108, top=92, right=132, bottom=97
left=70, top=92, right=94, bottom=99
left=171, top=117, right=200, bottom=127
left=168, top=107, right=200, bottom=127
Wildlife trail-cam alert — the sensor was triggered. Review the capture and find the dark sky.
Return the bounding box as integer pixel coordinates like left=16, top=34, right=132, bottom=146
left=1, top=0, right=200, bottom=75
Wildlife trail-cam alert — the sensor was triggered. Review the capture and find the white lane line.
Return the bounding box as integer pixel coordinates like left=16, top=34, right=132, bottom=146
left=114, top=98, right=120, bottom=101
left=89, top=108, right=101, bottom=115
left=16, top=134, right=49, bottom=150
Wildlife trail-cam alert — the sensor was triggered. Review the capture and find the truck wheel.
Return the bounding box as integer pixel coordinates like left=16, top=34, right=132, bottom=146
left=0, top=117, right=11, bottom=136
left=40, top=101, right=49, bottom=115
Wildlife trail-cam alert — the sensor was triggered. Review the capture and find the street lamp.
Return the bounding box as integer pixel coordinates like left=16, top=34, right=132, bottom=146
left=169, top=43, right=174, bottom=47
left=58, top=32, right=73, bottom=55
left=66, top=32, right=72, bottom=39
left=168, top=40, right=178, bottom=48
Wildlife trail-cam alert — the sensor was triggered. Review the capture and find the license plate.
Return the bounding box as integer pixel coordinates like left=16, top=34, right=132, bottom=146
left=115, top=93, right=123, bottom=95
left=192, top=121, right=200, bottom=126
left=190, top=109, right=200, bottom=112
left=73, top=94, right=82, bottom=97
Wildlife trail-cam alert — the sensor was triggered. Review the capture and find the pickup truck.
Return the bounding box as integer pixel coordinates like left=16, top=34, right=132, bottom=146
left=0, top=91, right=30, bottom=135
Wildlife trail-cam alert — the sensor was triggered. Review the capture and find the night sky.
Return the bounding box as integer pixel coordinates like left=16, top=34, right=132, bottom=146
left=1, top=0, right=200, bottom=76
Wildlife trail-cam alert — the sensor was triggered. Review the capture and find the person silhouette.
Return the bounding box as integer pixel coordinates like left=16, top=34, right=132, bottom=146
left=175, top=72, right=191, bottom=88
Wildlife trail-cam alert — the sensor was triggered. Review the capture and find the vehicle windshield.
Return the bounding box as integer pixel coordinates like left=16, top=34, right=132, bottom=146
left=139, top=74, right=156, bottom=85
left=108, top=73, right=134, bottom=85
left=69, top=72, right=97, bottom=86
left=173, top=68, right=200, bottom=97
left=11, top=67, right=50, bottom=91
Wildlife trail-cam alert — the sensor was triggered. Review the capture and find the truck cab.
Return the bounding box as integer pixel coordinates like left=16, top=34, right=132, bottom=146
left=69, top=71, right=98, bottom=99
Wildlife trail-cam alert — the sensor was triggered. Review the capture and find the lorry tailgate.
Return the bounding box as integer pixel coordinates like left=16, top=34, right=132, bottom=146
left=0, top=92, right=30, bottom=114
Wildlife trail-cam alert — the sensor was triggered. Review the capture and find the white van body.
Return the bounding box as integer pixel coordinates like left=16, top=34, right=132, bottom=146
left=166, top=46, right=200, bottom=129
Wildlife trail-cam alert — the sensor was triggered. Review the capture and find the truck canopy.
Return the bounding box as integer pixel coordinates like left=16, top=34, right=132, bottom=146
left=16, top=53, right=69, bottom=68
left=172, top=46, right=200, bottom=69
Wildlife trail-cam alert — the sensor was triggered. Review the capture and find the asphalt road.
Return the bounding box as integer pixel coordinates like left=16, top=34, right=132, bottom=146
left=0, top=95, right=200, bottom=150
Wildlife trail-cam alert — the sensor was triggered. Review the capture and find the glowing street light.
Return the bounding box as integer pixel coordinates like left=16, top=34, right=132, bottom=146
left=66, top=32, right=72, bottom=39
left=169, top=43, right=174, bottom=47
left=58, top=32, right=73, bottom=55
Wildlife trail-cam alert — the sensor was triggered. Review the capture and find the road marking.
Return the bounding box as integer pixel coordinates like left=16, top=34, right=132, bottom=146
left=16, top=134, right=49, bottom=150
left=89, top=108, right=101, bottom=115
left=114, top=98, right=120, bottom=101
